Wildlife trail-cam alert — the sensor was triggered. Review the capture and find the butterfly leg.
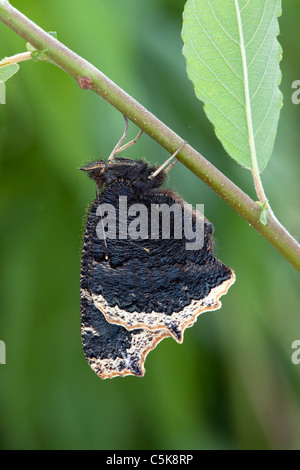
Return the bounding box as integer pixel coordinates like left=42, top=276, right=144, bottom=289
left=108, top=115, right=143, bottom=161
left=149, top=141, right=186, bottom=179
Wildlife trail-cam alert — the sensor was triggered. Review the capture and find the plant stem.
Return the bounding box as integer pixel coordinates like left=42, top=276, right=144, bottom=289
left=0, top=50, right=32, bottom=66
left=0, top=1, right=299, bottom=271
left=235, top=1, right=267, bottom=201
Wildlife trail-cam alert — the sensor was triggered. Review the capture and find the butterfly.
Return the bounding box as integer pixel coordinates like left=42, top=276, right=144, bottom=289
left=79, top=117, right=235, bottom=379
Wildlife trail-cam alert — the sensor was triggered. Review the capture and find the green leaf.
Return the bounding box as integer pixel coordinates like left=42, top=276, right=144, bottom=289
left=47, top=31, right=57, bottom=38
left=257, top=201, right=268, bottom=225
left=26, top=42, right=48, bottom=60
left=31, top=48, right=48, bottom=61
left=182, top=0, right=282, bottom=172
left=0, top=63, right=20, bottom=82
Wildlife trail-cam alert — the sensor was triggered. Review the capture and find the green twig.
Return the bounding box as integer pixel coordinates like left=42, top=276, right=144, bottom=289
left=0, top=50, right=31, bottom=66
left=0, top=0, right=299, bottom=271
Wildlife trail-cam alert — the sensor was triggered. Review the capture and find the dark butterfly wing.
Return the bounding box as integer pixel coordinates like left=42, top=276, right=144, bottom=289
left=80, top=199, right=170, bottom=379
left=84, top=190, right=235, bottom=343
left=80, top=290, right=169, bottom=379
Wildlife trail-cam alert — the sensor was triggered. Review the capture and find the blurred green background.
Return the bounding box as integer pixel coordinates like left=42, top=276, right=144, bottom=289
left=0, top=0, right=299, bottom=450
